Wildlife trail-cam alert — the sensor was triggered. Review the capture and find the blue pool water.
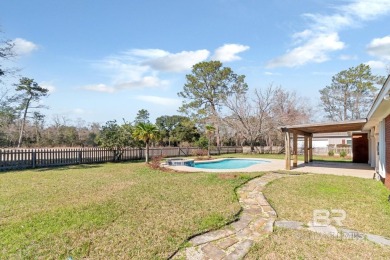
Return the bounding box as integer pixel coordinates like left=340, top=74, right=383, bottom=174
left=195, top=159, right=268, bottom=169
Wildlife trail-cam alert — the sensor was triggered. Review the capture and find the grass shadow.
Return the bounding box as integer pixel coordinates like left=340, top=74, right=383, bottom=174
left=36, top=164, right=103, bottom=172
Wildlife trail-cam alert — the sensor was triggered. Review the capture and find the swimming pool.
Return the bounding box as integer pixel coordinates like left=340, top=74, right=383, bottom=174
left=195, top=159, right=269, bottom=169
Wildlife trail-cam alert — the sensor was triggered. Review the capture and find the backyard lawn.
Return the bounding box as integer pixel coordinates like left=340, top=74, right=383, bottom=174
left=246, top=174, right=390, bottom=259
left=1, top=156, right=389, bottom=259
left=263, top=174, right=390, bottom=237
left=246, top=228, right=390, bottom=259
left=0, top=162, right=261, bottom=259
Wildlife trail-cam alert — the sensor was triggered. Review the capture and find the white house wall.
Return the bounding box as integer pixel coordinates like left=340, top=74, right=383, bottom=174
left=368, top=127, right=377, bottom=168
left=378, top=120, right=386, bottom=178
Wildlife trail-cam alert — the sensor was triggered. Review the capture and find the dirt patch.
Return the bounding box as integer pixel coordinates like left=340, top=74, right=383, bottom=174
left=218, top=173, right=239, bottom=179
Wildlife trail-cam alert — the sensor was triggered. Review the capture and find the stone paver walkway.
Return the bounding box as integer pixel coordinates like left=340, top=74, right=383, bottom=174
left=172, top=173, right=284, bottom=260
left=172, top=172, right=390, bottom=259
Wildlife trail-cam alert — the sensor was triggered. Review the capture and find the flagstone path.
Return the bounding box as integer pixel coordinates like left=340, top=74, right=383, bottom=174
left=172, top=172, right=390, bottom=259
left=172, top=173, right=284, bottom=260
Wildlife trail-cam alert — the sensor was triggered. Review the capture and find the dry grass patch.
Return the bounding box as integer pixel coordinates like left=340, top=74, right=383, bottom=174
left=0, top=162, right=262, bottom=259
left=246, top=228, right=390, bottom=259
left=264, top=174, right=390, bottom=237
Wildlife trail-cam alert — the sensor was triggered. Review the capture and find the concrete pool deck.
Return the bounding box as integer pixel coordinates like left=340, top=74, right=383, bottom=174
left=166, top=158, right=376, bottom=179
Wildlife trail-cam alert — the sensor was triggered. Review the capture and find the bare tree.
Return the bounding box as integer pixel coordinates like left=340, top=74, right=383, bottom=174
left=268, top=88, right=312, bottom=146
left=224, top=85, right=312, bottom=151
left=0, top=30, right=16, bottom=82
left=224, top=85, right=276, bottom=152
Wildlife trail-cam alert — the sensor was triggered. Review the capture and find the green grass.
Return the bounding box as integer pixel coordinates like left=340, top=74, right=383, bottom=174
left=2, top=157, right=388, bottom=258
left=263, top=174, right=390, bottom=237
left=0, top=162, right=262, bottom=259
left=246, top=228, right=390, bottom=259
left=246, top=174, right=390, bottom=259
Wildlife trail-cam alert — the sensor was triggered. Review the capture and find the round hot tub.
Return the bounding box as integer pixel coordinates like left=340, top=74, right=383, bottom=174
left=166, top=158, right=195, bottom=167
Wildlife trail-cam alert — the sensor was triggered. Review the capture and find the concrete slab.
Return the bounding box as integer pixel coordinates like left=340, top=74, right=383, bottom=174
left=166, top=158, right=285, bottom=173
left=291, top=161, right=375, bottom=179
left=166, top=158, right=375, bottom=179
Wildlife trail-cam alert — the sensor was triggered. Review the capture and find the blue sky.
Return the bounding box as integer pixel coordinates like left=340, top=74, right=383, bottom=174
left=1, top=0, right=390, bottom=124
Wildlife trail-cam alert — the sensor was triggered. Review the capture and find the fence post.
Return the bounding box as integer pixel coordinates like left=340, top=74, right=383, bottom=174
left=78, top=150, right=83, bottom=164
left=32, top=150, right=36, bottom=168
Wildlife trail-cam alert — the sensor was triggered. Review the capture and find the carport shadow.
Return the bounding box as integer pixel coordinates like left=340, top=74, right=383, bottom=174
left=295, top=161, right=374, bottom=171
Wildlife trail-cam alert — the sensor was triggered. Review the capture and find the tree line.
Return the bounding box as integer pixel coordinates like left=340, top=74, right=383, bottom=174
left=1, top=29, right=387, bottom=151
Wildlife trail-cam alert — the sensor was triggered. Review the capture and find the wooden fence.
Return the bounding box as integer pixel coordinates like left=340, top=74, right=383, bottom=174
left=311, top=147, right=352, bottom=156
left=0, top=146, right=243, bottom=171
left=242, top=146, right=284, bottom=154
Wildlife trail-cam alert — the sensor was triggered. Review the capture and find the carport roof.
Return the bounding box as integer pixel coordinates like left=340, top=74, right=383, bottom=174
left=280, top=119, right=367, bottom=135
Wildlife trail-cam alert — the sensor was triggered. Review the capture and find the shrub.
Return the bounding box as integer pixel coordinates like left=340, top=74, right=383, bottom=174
left=336, top=144, right=351, bottom=148
left=192, top=149, right=209, bottom=160
left=149, top=155, right=164, bottom=170
left=328, top=150, right=335, bottom=156
left=339, top=150, right=347, bottom=158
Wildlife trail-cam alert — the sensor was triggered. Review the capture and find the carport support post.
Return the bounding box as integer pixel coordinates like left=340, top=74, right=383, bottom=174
left=304, top=136, right=308, bottom=163
left=309, top=136, right=313, bottom=162
left=285, top=131, right=291, bottom=170
left=293, top=132, right=298, bottom=167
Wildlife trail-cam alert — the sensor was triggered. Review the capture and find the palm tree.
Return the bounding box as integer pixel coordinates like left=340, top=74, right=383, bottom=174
left=132, top=122, right=160, bottom=163
left=205, top=124, right=215, bottom=157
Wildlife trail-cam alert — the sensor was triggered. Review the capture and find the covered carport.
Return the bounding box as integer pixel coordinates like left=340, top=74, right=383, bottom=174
left=280, top=119, right=367, bottom=170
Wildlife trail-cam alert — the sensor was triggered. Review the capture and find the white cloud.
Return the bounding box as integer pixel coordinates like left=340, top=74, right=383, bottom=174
left=367, top=35, right=390, bottom=59
left=365, top=35, right=390, bottom=71
left=40, top=81, right=56, bottom=93
left=83, top=76, right=168, bottom=93
left=341, top=0, right=390, bottom=20
left=127, top=49, right=169, bottom=58
left=83, top=84, right=116, bottom=93
left=12, top=38, right=38, bottom=55
left=83, top=44, right=246, bottom=93
left=267, top=33, right=345, bottom=68
left=264, top=71, right=281, bottom=76
left=97, top=60, right=150, bottom=85
left=292, top=29, right=313, bottom=44
left=303, top=13, right=352, bottom=33
left=267, top=0, right=390, bottom=68
left=116, top=76, right=168, bottom=89
left=72, top=108, right=86, bottom=115
left=212, top=44, right=249, bottom=62
left=135, top=95, right=181, bottom=106
left=144, top=50, right=210, bottom=72
left=365, top=60, right=387, bottom=69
